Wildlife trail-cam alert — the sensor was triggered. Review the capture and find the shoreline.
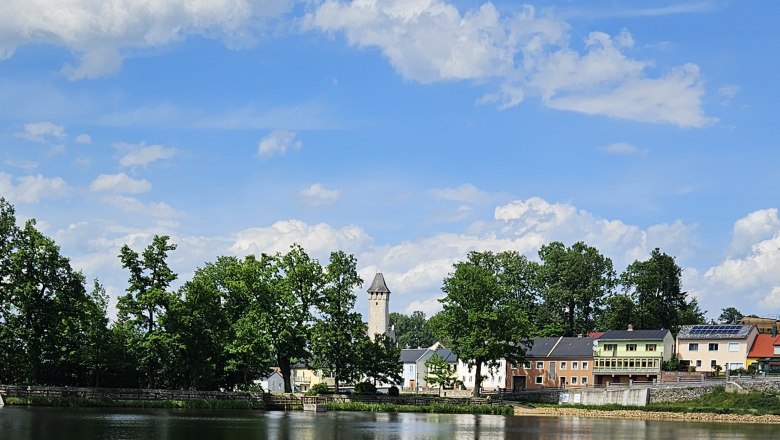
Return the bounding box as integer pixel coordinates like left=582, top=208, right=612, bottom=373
left=513, top=406, right=780, bottom=424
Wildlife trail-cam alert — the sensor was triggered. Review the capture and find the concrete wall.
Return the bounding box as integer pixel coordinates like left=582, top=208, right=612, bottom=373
left=560, top=388, right=649, bottom=406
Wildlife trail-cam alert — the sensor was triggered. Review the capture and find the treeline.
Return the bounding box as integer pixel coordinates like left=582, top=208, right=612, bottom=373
left=0, top=199, right=400, bottom=391
left=0, top=198, right=706, bottom=393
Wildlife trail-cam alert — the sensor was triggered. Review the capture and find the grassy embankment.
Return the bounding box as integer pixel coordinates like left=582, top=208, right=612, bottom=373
left=3, top=396, right=262, bottom=410
left=325, top=401, right=514, bottom=415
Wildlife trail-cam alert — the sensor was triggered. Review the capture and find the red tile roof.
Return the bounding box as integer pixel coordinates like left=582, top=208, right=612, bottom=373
left=748, top=334, right=780, bottom=358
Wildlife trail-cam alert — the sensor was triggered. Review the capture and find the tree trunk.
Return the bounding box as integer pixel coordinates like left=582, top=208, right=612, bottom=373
left=279, top=355, right=293, bottom=393
left=473, top=361, right=482, bottom=397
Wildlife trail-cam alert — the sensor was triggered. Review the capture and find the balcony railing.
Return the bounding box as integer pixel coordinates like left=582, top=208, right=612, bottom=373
left=592, top=356, right=662, bottom=374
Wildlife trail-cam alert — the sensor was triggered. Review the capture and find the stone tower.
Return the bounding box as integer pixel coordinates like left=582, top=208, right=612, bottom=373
left=367, top=273, right=391, bottom=341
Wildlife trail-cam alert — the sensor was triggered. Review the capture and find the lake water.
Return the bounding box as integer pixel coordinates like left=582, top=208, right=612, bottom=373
left=0, top=407, right=777, bottom=439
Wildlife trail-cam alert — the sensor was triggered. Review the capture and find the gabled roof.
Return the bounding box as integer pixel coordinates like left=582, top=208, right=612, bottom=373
left=677, top=324, right=756, bottom=340
left=748, top=334, right=780, bottom=358
left=432, top=348, right=458, bottom=363
left=368, top=273, right=391, bottom=294
left=550, top=337, right=597, bottom=358
left=525, top=337, right=561, bottom=358
left=599, top=329, right=670, bottom=341
left=400, top=348, right=428, bottom=363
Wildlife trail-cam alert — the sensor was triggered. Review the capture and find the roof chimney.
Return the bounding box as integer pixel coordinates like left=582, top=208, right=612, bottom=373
left=627, top=324, right=634, bottom=332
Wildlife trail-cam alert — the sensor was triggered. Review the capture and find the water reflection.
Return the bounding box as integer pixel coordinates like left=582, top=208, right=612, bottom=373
left=0, top=407, right=777, bottom=439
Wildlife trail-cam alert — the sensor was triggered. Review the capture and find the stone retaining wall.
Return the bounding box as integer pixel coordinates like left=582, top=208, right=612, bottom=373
left=647, top=385, right=721, bottom=403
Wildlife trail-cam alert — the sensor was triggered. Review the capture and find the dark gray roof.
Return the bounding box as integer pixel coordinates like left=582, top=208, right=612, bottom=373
left=550, top=337, right=597, bottom=358
left=600, top=329, right=670, bottom=341
left=368, top=273, right=390, bottom=294
left=526, top=338, right=561, bottom=358
left=432, top=348, right=458, bottom=363
left=400, top=349, right=427, bottom=363
left=677, top=324, right=755, bottom=340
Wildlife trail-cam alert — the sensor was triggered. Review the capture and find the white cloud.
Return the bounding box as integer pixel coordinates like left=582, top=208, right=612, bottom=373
left=75, top=133, right=92, bottom=144
left=429, top=183, right=492, bottom=203
left=3, top=158, right=39, bottom=170
left=102, top=195, right=181, bottom=219
left=306, top=1, right=711, bottom=127
left=116, top=142, right=176, bottom=167
left=601, top=142, right=647, bottom=156
left=0, top=0, right=294, bottom=79
left=0, top=172, right=70, bottom=203
left=231, top=220, right=371, bottom=257
left=90, top=173, right=151, bottom=194
left=728, top=208, right=780, bottom=256
left=300, top=183, right=341, bottom=207
left=15, top=121, right=66, bottom=143
left=257, top=130, right=302, bottom=158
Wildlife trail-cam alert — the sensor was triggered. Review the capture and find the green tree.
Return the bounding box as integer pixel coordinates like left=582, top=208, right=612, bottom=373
left=267, top=245, right=325, bottom=393
left=358, top=333, right=403, bottom=386
left=620, top=248, right=702, bottom=332
left=598, top=294, right=636, bottom=331
left=390, top=311, right=436, bottom=348
left=117, top=235, right=178, bottom=388
left=718, top=307, right=744, bottom=324
left=310, top=251, right=364, bottom=393
left=537, top=241, right=616, bottom=336
left=438, top=251, right=532, bottom=396
left=424, top=354, right=461, bottom=395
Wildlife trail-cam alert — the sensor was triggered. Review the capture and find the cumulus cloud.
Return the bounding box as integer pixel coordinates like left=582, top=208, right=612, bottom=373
left=116, top=142, right=176, bottom=167
left=0, top=172, right=70, bottom=203
left=600, top=142, right=647, bottom=156
left=3, top=158, right=39, bottom=170
left=15, top=121, right=66, bottom=143
left=231, top=220, right=371, bottom=256
left=306, top=1, right=711, bottom=127
left=728, top=208, right=780, bottom=256
left=257, top=130, right=302, bottom=159
left=90, top=173, right=152, bottom=194
left=0, top=0, right=294, bottom=79
left=75, top=134, right=92, bottom=144
left=300, top=183, right=341, bottom=207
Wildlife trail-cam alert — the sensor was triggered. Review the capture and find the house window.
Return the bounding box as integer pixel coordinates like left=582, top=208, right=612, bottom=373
left=560, top=362, right=567, bottom=370
left=582, top=361, right=589, bottom=370
left=536, top=361, right=544, bottom=369
left=710, top=360, right=717, bottom=368
left=409, top=365, right=414, bottom=373
left=728, top=342, right=739, bottom=352
left=570, top=376, right=577, bottom=385
left=523, top=361, right=531, bottom=369
left=535, top=376, right=543, bottom=384
left=469, top=376, right=473, bottom=383
left=689, top=343, right=699, bottom=352
left=581, top=377, right=588, bottom=385
left=646, top=344, right=657, bottom=351
left=604, top=344, right=617, bottom=351
left=696, top=360, right=702, bottom=367
left=572, top=362, right=579, bottom=370
left=709, top=343, right=719, bottom=351
left=626, top=344, right=637, bottom=351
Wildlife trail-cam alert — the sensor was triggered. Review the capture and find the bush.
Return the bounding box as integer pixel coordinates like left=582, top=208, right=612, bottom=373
left=387, top=385, right=399, bottom=397
left=306, top=383, right=331, bottom=396
left=354, top=381, right=377, bottom=395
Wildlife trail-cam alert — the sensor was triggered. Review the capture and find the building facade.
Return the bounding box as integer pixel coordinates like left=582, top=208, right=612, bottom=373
left=676, top=324, right=758, bottom=373
left=592, top=327, right=673, bottom=385
left=506, top=337, right=596, bottom=390
left=367, top=273, right=392, bottom=341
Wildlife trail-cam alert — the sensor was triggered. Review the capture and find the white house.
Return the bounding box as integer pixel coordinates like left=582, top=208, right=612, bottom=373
left=399, top=343, right=457, bottom=391
left=257, top=371, right=285, bottom=394
left=456, top=358, right=507, bottom=392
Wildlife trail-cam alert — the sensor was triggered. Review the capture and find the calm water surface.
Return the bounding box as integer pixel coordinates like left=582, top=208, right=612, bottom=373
left=0, top=407, right=776, bottom=439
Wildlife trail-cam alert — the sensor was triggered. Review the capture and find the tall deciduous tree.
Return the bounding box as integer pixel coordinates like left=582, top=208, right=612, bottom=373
left=358, top=333, right=403, bottom=386
left=438, top=251, right=532, bottom=396
left=620, top=248, right=703, bottom=332
left=718, top=307, right=744, bottom=324
left=117, top=235, right=178, bottom=388
left=389, top=311, right=436, bottom=349
left=537, top=242, right=616, bottom=337
left=310, top=251, right=364, bottom=393
left=424, top=354, right=460, bottom=395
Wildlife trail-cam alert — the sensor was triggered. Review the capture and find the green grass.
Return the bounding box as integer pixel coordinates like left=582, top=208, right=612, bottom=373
left=4, top=396, right=262, bottom=410
left=325, top=401, right=513, bottom=415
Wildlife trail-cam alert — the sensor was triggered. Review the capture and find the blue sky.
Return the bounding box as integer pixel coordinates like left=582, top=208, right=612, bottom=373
left=2, top=0, right=779, bottom=321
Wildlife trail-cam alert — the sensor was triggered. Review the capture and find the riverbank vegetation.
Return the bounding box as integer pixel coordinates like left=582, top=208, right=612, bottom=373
left=3, top=396, right=262, bottom=410
left=326, top=401, right=514, bottom=415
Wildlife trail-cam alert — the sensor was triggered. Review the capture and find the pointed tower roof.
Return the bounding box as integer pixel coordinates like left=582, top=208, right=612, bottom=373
left=367, top=273, right=391, bottom=294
